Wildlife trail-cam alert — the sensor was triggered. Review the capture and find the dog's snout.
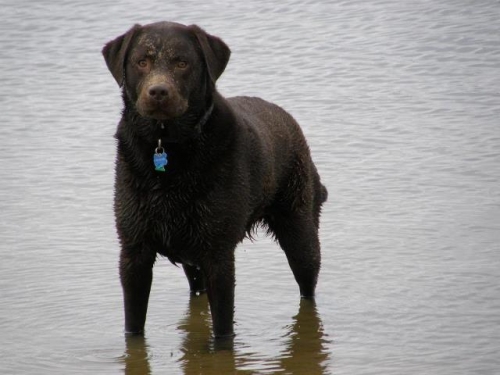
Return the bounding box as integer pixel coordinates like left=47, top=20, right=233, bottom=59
left=137, top=79, right=187, bottom=119
left=148, top=84, right=169, bottom=101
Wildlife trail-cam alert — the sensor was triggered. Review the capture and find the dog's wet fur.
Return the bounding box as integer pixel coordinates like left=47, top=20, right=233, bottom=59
left=102, top=21, right=327, bottom=338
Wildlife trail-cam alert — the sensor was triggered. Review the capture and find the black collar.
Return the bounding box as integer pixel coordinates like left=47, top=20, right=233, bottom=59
left=195, top=102, right=214, bottom=132
left=155, top=103, right=214, bottom=143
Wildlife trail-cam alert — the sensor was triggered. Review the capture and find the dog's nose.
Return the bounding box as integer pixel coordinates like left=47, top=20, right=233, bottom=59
left=148, top=84, right=169, bottom=101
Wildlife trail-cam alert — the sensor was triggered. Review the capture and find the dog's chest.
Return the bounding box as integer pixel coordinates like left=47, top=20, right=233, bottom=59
left=142, top=181, right=213, bottom=262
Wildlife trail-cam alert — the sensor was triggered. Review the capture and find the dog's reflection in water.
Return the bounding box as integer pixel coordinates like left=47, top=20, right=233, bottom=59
left=279, top=300, right=330, bottom=374
left=177, top=294, right=238, bottom=374
left=123, top=335, right=151, bottom=375
left=123, top=296, right=330, bottom=374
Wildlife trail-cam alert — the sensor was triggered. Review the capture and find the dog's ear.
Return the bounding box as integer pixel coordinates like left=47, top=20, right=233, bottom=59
left=189, top=25, right=231, bottom=84
left=102, top=24, right=141, bottom=86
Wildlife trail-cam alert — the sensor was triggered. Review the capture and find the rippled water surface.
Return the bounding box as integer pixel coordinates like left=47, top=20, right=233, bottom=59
left=1, top=1, right=499, bottom=374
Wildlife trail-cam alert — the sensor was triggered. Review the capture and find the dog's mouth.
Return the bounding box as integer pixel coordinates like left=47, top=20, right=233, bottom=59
left=137, top=98, right=189, bottom=121
left=139, top=106, right=175, bottom=120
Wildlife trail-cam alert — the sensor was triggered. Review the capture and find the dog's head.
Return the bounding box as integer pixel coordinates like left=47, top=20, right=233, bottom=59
left=102, top=22, right=230, bottom=121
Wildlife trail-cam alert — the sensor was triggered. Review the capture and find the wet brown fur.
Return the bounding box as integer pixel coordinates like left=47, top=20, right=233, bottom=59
left=102, top=21, right=327, bottom=338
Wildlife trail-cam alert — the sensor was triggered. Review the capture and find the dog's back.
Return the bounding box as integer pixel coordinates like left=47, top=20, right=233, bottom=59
left=228, top=96, right=326, bottom=213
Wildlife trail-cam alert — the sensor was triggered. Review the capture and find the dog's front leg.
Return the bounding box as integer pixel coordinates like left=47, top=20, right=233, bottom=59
left=202, top=251, right=235, bottom=338
left=119, top=248, right=155, bottom=334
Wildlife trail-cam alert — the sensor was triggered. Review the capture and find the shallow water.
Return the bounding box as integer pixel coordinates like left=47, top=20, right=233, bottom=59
left=1, top=0, right=499, bottom=374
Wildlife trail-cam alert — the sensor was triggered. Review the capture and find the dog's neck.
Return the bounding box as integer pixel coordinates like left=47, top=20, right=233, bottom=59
left=152, top=103, right=214, bottom=172
left=157, top=102, right=214, bottom=140
left=117, top=99, right=218, bottom=175
left=120, top=96, right=215, bottom=145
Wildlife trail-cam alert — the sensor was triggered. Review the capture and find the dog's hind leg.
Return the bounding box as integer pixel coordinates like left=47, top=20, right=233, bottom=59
left=182, top=264, right=206, bottom=295
left=268, top=211, right=321, bottom=298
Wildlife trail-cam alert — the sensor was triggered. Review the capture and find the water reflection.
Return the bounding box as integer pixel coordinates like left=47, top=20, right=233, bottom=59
left=121, top=296, right=330, bottom=373
left=174, top=296, right=330, bottom=374
left=123, top=335, right=152, bottom=375
left=279, top=300, right=330, bottom=374
left=177, top=294, right=241, bottom=374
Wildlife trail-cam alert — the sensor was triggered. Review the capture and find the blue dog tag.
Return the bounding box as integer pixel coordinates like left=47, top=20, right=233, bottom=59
left=154, top=151, right=168, bottom=172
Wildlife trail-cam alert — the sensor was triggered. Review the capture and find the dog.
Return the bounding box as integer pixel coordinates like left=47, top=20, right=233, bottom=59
left=102, top=21, right=327, bottom=338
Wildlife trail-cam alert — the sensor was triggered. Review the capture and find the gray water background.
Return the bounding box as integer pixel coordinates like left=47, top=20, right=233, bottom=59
left=1, top=0, right=499, bottom=374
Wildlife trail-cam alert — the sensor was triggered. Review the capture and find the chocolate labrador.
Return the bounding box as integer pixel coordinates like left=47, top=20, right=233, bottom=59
left=102, top=21, right=327, bottom=338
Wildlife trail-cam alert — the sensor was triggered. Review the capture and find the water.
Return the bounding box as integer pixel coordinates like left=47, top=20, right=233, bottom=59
left=1, top=0, right=499, bottom=374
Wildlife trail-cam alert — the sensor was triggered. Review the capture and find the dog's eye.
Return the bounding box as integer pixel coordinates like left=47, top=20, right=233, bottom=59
left=138, top=59, right=148, bottom=68
left=177, top=61, right=188, bottom=69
